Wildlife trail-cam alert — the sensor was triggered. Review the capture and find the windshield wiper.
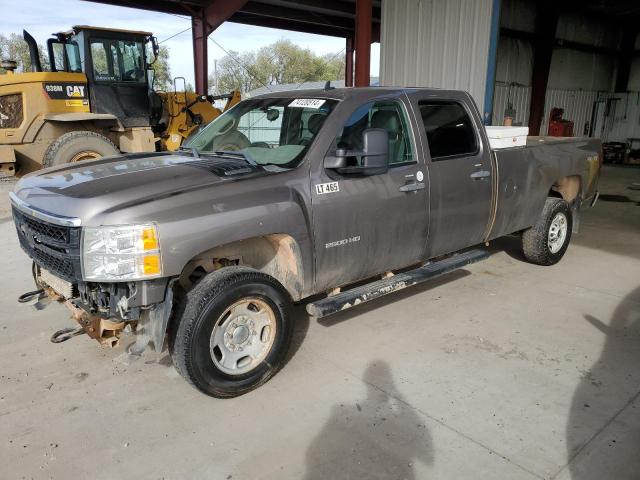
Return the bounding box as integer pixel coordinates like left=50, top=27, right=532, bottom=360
left=209, top=150, right=258, bottom=167
left=179, top=147, right=258, bottom=167
left=177, top=146, right=200, bottom=158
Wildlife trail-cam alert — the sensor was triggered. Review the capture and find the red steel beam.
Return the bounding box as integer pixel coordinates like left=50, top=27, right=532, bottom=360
left=192, top=0, right=248, bottom=94
left=192, top=13, right=208, bottom=95
left=354, top=0, right=372, bottom=87
left=345, top=36, right=354, bottom=87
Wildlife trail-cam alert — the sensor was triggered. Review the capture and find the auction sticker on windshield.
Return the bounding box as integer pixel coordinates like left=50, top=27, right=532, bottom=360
left=289, top=98, right=326, bottom=109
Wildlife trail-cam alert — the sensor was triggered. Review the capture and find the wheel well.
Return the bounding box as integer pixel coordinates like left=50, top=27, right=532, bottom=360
left=550, top=175, right=581, bottom=203
left=179, top=234, right=305, bottom=301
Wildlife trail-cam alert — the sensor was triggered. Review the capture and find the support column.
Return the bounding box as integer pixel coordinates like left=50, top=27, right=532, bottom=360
left=345, top=37, right=354, bottom=87
left=527, top=1, right=558, bottom=135
left=482, top=0, right=502, bottom=125
left=191, top=0, right=249, bottom=95
left=354, top=0, right=372, bottom=87
left=192, top=13, right=208, bottom=95
left=615, top=26, right=637, bottom=93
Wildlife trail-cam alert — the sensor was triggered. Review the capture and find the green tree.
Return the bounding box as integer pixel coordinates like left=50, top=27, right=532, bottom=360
left=150, top=45, right=172, bottom=91
left=209, top=39, right=344, bottom=94
left=0, top=33, right=49, bottom=73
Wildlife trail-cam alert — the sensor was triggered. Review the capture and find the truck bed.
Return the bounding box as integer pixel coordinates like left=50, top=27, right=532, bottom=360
left=488, top=136, right=601, bottom=240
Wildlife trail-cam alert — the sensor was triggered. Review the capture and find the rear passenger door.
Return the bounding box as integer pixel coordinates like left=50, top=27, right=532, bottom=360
left=310, top=96, right=429, bottom=292
left=409, top=94, right=493, bottom=257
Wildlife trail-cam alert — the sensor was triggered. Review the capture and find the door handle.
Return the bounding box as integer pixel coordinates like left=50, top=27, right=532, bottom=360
left=399, top=182, right=425, bottom=192
left=470, top=170, right=491, bottom=179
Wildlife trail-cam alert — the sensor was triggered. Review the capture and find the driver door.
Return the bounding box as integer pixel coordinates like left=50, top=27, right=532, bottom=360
left=310, top=96, right=430, bottom=292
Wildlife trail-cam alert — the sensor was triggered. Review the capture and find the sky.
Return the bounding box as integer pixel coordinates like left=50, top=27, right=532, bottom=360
left=1, top=0, right=380, bottom=87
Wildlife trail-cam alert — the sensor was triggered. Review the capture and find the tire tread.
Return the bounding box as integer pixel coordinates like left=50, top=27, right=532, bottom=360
left=43, top=130, right=118, bottom=168
left=522, top=197, right=572, bottom=266
left=169, top=266, right=291, bottom=398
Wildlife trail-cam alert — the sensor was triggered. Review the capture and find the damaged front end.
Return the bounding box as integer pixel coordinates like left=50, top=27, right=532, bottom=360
left=11, top=197, right=174, bottom=354
left=26, top=263, right=174, bottom=353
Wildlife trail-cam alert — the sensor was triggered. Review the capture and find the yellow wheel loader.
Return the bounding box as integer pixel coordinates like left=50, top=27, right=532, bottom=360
left=0, top=27, right=240, bottom=177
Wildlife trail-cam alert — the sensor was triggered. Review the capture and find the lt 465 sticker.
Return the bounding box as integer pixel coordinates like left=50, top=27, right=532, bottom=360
left=315, top=182, right=339, bottom=195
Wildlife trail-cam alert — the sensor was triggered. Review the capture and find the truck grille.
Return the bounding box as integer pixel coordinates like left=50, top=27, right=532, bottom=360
left=12, top=207, right=82, bottom=282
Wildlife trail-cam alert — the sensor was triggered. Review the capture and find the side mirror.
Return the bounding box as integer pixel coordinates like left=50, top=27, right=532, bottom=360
left=325, top=128, right=389, bottom=175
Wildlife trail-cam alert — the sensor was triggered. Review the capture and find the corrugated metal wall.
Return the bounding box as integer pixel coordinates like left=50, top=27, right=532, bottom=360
left=379, top=0, right=640, bottom=140
left=491, top=0, right=635, bottom=137
left=597, top=92, right=640, bottom=143
left=380, top=0, right=494, bottom=114
left=492, top=83, right=530, bottom=126
left=540, top=89, right=600, bottom=135
left=492, top=84, right=600, bottom=136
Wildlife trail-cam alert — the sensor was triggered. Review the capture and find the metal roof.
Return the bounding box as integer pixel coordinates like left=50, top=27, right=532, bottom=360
left=61, top=25, right=153, bottom=36
left=84, top=0, right=382, bottom=38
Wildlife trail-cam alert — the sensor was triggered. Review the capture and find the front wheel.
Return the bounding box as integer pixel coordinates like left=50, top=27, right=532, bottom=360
left=169, top=267, right=293, bottom=398
left=521, top=197, right=573, bottom=266
left=43, top=131, right=119, bottom=168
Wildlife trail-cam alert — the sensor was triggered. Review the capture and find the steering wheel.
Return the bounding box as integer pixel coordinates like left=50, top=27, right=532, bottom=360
left=249, top=141, right=271, bottom=148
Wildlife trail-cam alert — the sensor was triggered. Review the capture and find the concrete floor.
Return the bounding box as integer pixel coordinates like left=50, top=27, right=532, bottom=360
left=0, top=165, right=638, bottom=480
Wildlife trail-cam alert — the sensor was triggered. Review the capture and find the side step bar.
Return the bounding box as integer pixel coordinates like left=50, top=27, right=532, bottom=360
left=306, top=249, right=489, bottom=318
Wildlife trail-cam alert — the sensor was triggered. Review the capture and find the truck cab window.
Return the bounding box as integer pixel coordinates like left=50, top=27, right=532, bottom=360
left=65, top=42, right=82, bottom=73
left=418, top=101, right=477, bottom=160
left=336, top=100, right=413, bottom=165
left=184, top=98, right=338, bottom=168
left=110, top=44, right=122, bottom=79
left=237, top=106, right=284, bottom=146
left=90, top=41, right=112, bottom=80
left=118, top=40, right=145, bottom=82
left=90, top=39, right=145, bottom=82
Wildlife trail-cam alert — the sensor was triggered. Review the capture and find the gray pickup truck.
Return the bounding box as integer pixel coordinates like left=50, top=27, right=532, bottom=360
left=11, top=87, right=601, bottom=397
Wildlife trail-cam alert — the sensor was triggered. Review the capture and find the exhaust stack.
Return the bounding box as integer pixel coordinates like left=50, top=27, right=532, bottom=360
left=22, top=30, right=42, bottom=72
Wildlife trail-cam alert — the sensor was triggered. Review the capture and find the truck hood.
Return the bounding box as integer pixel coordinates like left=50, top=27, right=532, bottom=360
left=12, top=153, right=264, bottom=224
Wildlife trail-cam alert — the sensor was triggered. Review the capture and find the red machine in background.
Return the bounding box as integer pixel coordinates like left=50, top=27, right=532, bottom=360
left=548, top=107, right=574, bottom=137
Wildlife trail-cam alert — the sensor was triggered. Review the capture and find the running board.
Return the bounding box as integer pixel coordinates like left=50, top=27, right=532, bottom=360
left=306, top=249, right=489, bottom=318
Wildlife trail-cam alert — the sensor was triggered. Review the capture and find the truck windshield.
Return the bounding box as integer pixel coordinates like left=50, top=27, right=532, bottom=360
left=184, top=97, right=338, bottom=168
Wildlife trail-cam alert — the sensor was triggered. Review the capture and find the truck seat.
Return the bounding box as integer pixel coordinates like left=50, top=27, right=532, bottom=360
left=299, top=113, right=326, bottom=145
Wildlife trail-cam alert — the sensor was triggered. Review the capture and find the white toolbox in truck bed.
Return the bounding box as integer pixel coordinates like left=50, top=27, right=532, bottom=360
left=485, top=126, right=529, bottom=149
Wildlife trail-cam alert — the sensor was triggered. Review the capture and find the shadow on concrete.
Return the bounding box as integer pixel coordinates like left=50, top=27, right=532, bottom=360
left=283, top=302, right=311, bottom=367
left=303, top=360, right=433, bottom=480
left=485, top=234, right=527, bottom=262
left=565, top=286, right=640, bottom=479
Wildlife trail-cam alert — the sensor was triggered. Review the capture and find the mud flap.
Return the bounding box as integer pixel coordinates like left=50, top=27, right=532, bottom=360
left=129, top=287, right=173, bottom=355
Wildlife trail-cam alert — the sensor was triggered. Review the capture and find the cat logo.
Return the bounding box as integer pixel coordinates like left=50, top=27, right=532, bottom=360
left=66, top=85, right=85, bottom=97
left=43, top=83, right=87, bottom=100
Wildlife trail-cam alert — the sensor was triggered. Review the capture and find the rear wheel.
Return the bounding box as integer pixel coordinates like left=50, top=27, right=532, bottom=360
left=522, top=197, right=573, bottom=266
left=43, top=131, right=119, bottom=168
left=169, top=267, right=293, bottom=398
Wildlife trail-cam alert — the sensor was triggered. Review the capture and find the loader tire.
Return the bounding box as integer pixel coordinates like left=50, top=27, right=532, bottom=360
left=43, top=131, right=119, bottom=168
left=522, top=197, right=573, bottom=266
left=169, top=267, right=294, bottom=398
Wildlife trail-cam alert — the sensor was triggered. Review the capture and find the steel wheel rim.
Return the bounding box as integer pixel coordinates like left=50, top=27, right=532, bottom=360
left=209, top=297, right=277, bottom=375
left=70, top=151, right=101, bottom=162
left=548, top=212, right=568, bottom=254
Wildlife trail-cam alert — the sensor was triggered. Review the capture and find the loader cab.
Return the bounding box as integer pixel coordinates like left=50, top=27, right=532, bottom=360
left=47, top=26, right=158, bottom=128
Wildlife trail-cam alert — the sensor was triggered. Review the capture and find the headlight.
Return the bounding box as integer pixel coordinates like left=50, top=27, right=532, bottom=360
left=81, top=224, right=162, bottom=281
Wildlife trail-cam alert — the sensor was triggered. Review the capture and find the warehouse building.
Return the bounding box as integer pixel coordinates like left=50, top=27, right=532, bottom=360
left=96, top=0, right=640, bottom=149
left=381, top=0, right=640, bottom=148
